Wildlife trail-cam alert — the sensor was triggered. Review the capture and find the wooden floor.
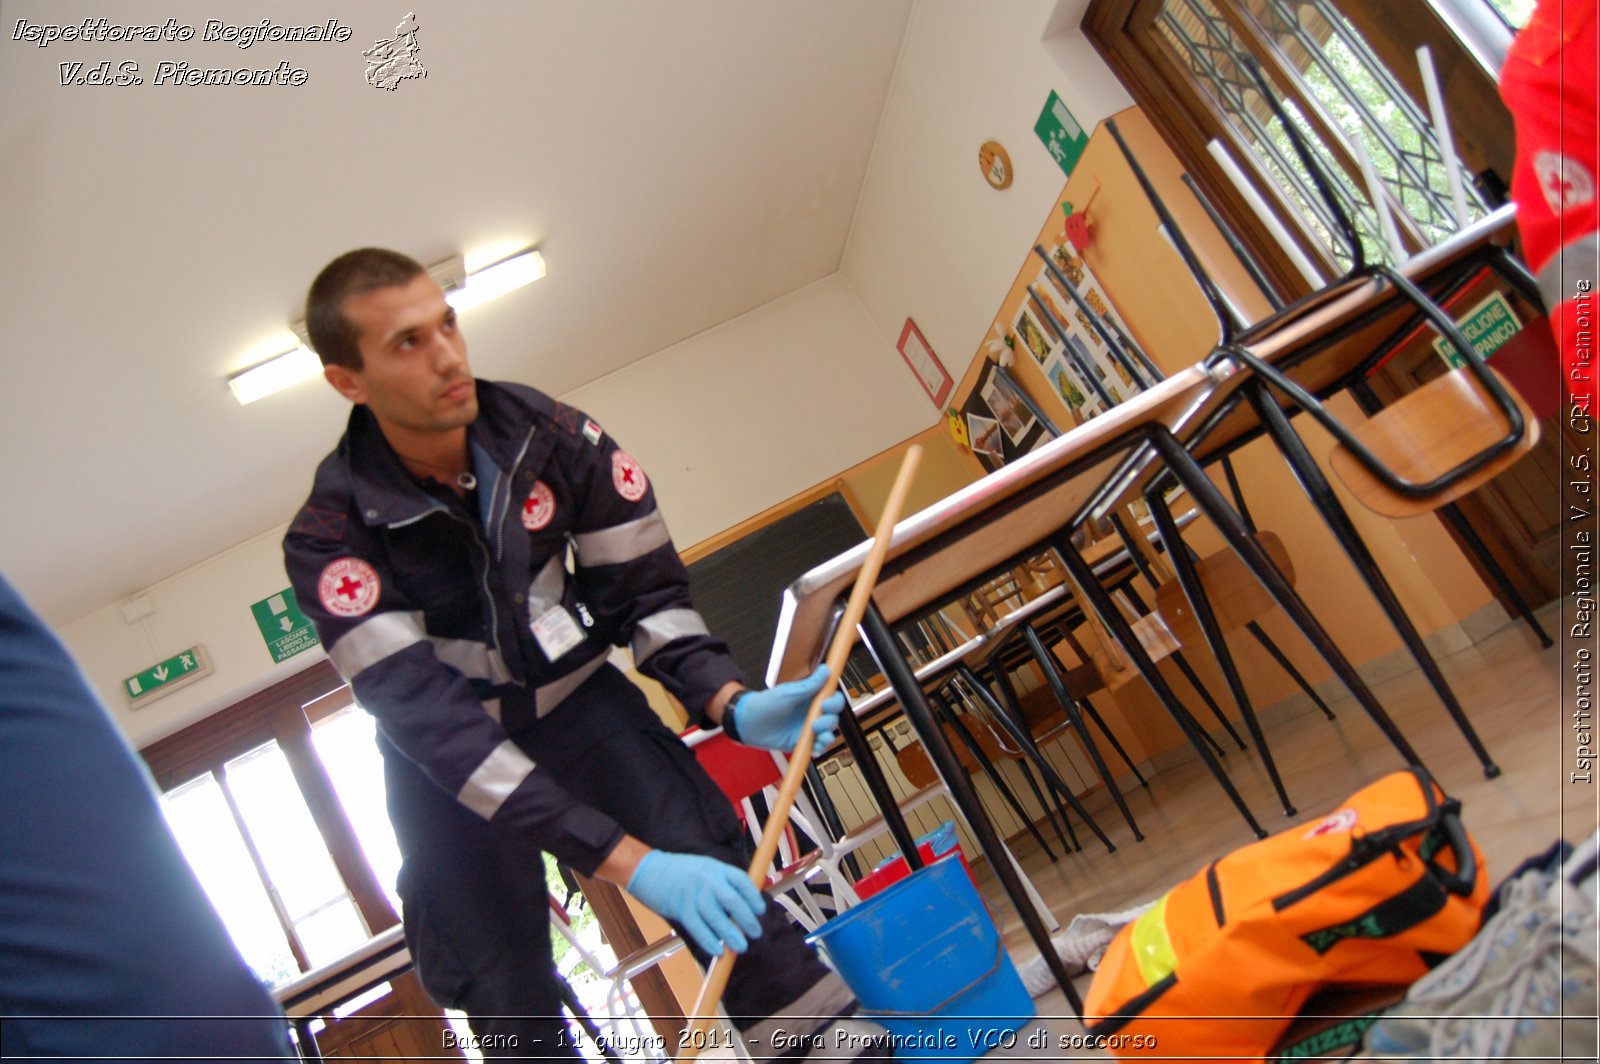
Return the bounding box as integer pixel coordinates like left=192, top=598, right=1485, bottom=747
left=962, top=597, right=1595, bottom=1058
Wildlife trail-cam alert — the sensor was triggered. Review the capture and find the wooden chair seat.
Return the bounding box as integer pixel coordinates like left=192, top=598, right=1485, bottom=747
left=1021, top=664, right=1102, bottom=721
left=1083, top=608, right=1182, bottom=691
left=894, top=718, right=1014, bottom=785
left=1154, top=531, right=1295, bottom=649
left=1328, top=365, right=1541, bottom=518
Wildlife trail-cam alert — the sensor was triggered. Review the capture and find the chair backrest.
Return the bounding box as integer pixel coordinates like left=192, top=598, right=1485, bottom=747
left=685, top=728, right=782, bottom=809
left=894, top=716, right=1017, bottom=789
left=1328, top=365, right=1542, bottom=518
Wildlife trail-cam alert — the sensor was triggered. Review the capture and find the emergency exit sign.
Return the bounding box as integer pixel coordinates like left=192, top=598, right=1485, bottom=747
left=251, top=587, right=320, bottom=664
left=1035, top=90, right=1088, bottom=178
left=124, top=646, right=211, bottom=707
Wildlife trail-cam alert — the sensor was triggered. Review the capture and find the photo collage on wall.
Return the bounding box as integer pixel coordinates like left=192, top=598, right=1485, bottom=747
left=1018, top=243, right=1141, bottom=421
left=961, top=359, right=1059, bottom=474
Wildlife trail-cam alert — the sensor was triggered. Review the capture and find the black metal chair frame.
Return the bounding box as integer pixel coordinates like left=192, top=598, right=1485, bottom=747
left=1096, top=61, right=1554, bottom=782
left=1101, top=67, right=1551, bottom=654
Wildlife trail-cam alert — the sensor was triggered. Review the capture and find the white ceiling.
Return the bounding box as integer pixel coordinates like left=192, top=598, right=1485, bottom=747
left=0, top=0, right=918, bottom=626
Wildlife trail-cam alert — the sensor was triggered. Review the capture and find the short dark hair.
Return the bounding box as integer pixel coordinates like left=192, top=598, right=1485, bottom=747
left=304, top=248, right=427, bottom=369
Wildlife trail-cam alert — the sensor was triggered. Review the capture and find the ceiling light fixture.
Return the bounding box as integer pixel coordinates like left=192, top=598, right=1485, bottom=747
left=227, top=247, right=547, bottom=405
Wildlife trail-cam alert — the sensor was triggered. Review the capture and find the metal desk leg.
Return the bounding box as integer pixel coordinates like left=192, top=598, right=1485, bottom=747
left=1246, top=384, right=1500, bottom=777
left=985, top=664, right=1086, bottom=852
left=1173, top=469, right=1339, bottom=723
left=1111, top=514, right=1246, bottom=752
left=1148, top=490, right=1295, bottom=816
left=836, top=695, right=922, bottom=868
left=932, top=689, right=1060, bottom=861
left=1245, top=621, right=1339, bottom=721
left=950, top=671, right=1078, bottom=856
left=1048, top=537, right=1267, bottom=840
left=1019, top=625, right=1144, bottom=841
left=959, top=663, right=1115, bottom=854
left=862, top=605, right=1085, bottom=1014
left=1149, top=428, right=1431, bottom=777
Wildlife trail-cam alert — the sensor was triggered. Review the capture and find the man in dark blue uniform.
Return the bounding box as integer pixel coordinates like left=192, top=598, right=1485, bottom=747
left=284, top=248, right=883, bottom=1059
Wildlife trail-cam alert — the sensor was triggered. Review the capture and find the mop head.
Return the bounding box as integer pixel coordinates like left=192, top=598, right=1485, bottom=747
left=1016, top=900, right=1155, bottom=998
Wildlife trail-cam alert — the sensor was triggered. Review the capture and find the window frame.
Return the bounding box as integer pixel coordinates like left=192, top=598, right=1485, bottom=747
left=141, top=661, right=399, bottom=971
left=1082, top=0, right=1517, bottom=298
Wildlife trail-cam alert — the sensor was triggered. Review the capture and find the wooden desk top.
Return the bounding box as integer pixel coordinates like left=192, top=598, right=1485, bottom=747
left=765, top=207, right=1521, bottom=689
left=765, top=365, right=1232, bottom=685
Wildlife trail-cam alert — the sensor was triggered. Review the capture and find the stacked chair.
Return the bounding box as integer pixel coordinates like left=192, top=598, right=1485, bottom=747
left=1102, top=57, right=1547, bottom=799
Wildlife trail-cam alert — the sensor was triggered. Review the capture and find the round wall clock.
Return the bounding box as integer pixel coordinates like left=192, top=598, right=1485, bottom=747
left=978, top=140, right=1013, bottom=190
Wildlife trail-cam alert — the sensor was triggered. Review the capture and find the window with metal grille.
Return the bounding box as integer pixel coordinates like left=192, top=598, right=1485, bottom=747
left=1155, top=0, right=1489, bottom=269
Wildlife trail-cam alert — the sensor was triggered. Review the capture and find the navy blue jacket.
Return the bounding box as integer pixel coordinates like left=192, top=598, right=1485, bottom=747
left=284, top=381, right=743, bottom=873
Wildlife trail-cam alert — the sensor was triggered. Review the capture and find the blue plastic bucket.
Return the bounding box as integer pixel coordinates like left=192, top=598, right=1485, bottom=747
left=806, top=854, right=1035, bottom=1062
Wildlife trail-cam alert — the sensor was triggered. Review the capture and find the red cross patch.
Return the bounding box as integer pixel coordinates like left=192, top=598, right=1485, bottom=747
left=522, top=480, right=556, bottom=531
left=318, top=557, right=381, bottom=618
left=1534, top=151, right=1595, bottom=212
left=1303, top=807, right=1358, bottom=840
left=611, top=450, right=648, bottom=502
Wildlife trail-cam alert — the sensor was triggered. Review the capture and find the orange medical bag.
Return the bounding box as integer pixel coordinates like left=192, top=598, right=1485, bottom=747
left=1083, top=768, right=1488, bottom=1062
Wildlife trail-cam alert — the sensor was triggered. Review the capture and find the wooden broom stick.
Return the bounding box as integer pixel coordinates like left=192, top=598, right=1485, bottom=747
left=675, top=445, right=922, bottom=1062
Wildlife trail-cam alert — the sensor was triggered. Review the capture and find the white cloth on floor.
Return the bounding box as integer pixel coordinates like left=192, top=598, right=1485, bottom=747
left=1017, top=900, right=1156, bottom=998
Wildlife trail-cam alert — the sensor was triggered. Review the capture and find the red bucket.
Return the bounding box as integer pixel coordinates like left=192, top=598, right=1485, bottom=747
left=853, top=822, right=976, bottom=899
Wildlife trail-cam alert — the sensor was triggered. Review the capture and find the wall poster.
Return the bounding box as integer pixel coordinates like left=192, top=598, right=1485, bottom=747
left=1019, top=242, right=1141, bottom=422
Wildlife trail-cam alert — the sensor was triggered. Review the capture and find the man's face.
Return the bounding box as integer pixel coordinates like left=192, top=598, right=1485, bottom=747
left=325, top=272, right=477, bottom=438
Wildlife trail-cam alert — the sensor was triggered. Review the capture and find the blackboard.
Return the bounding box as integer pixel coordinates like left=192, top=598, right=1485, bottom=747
left=688, top=493, right=871, bottom=686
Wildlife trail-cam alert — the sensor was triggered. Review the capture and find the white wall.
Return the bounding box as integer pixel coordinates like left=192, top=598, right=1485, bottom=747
left=564, top=274, right=932, bottom=545
left=841, top=0, right=1132, bottom=376
left=62, top=274, right=932, bottom=749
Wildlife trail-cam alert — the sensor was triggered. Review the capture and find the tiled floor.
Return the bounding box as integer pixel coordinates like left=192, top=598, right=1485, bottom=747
left=958, top=598, right=1595, bottom=1058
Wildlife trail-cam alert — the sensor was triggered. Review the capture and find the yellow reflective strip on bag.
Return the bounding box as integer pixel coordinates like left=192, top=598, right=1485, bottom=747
left=1130, top=892, right=1177, bottom=987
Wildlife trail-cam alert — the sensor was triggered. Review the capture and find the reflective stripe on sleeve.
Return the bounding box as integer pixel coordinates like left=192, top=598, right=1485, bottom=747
left=429, top=637, right=514, bottom=684
left=631, top=608, right=711, bottom=666
left=327, top=611, right=428, bottom=679
left=1536, top=233, right=1599, bottom=311
left=535, top=653, right=609, bottom=717
left=573, top=510, right=671, bottom=566
left=456, top=740, right=537, bottom=819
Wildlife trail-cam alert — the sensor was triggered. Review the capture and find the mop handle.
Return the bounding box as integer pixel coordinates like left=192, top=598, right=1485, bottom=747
left=675, top=445, right=922, bottom=1062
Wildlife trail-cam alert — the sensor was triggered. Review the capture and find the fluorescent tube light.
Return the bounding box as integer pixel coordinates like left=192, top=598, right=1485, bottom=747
left=229, top=247, right=545, bottom=405
left=228, top=344, right=322, bottom=405
left=445, top=249, right=546, bottom=312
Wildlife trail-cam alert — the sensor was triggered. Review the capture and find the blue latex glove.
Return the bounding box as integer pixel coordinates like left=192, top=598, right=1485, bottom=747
left=625, top=850, right=766, bottom=955
left=728, top=665, right=845, bottom=757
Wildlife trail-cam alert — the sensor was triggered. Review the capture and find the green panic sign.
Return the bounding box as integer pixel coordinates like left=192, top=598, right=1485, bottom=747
left=1432, top=291, right=1522, bottom=367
